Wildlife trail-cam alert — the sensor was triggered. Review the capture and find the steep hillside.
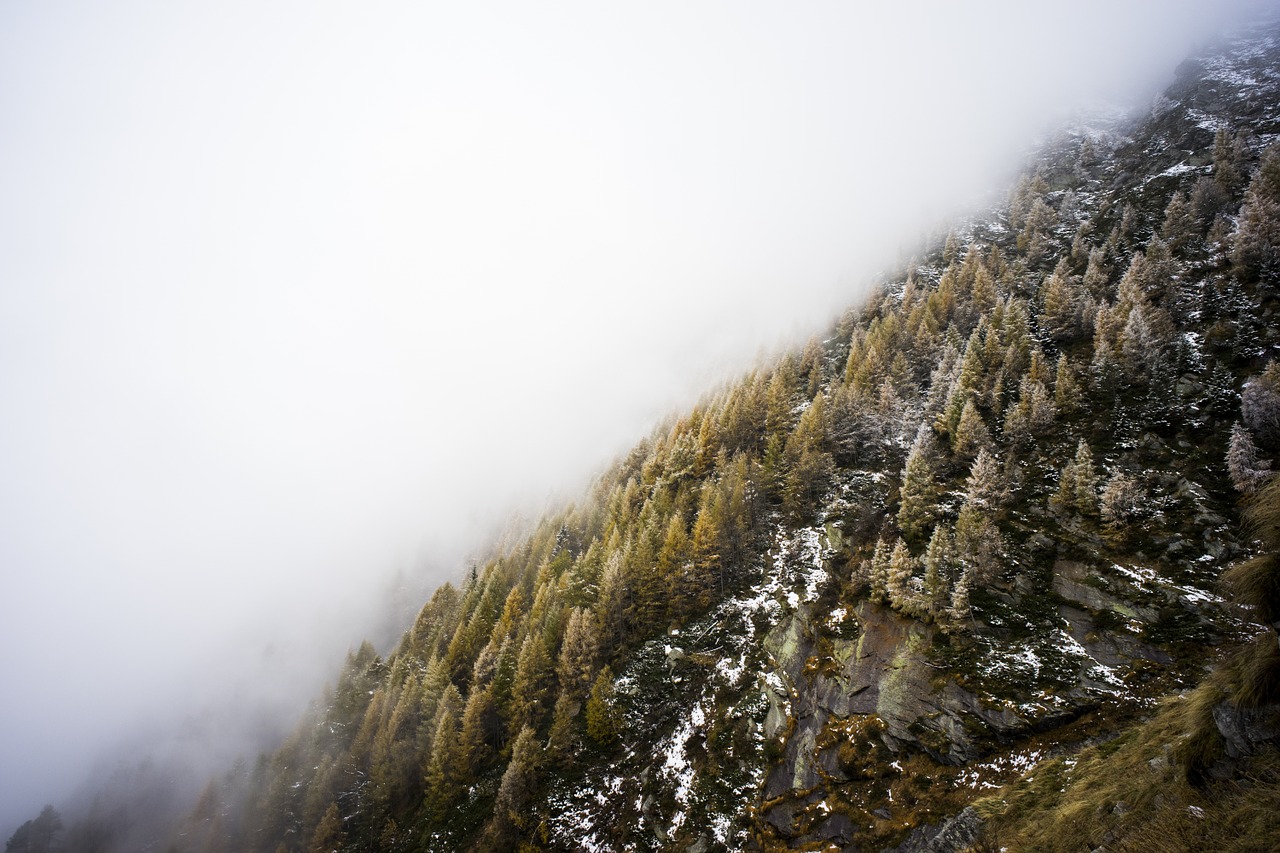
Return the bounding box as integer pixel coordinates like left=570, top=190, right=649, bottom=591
left=18, top=20, right=1280, bottom=853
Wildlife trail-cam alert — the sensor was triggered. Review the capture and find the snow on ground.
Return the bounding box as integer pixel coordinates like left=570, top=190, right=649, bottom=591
left=956, top=747, right=1047, bottom=790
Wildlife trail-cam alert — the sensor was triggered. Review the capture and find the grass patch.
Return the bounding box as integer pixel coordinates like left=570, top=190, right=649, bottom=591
left=976, top=691, right=1280, bottom=852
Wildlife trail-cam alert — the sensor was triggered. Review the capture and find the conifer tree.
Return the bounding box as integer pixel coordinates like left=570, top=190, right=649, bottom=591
left=1228, top=423, right=1272, bottom=494
left=509, top=633, right=554, bottom=736
left=898, top=425, right=940, bottom=543
left=922, top=525, right=955, bottom=621
left=423, top=685, right=463, bottom=820
left=556, top=607, right=600, bottom=703
left=887, top=538, right=917, bottom=614
left=1100, top=471, right=1143, bottom=545
left=949, top=567, right=974, bottom=628
left=309, top=803, right=345, bottom=853
left=1232, top=144, right=1280, bottom=278
left=458, top=685, right=496, bottom=783
left=868, top=537, right=892, bottom=605
left=1053, top=354, right=1083, bottom=416
left=483, top=725, right=542, bottom=847
left=952, top=398, right=992, bottom=461
left=1242, top=362, right=1280, bottom=449
left=585, top=666, right=621, bottom=746
left=1052, top=440, right=1100, bottom=519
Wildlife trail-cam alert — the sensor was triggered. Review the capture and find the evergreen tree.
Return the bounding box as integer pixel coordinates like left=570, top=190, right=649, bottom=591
left=1231, top=144, right=1280, bottom=279
left=1228, top=423, right=1272, bottom=494
left=949, top=567, right=974, bottom=628
left=1242, top=363, right=1280, bottom=449
left=952, top=398, right=992, bottom=461
left=898, top=424, right=940, bottom=542
left=458, top=685, right=496, bottom=783
left=1100, top=471, right=1143, bottom=545
left=886, top=538, right=917, bottom=614
left=423, top=685, right=463, bottom=820
left=922, top=525, right=955, bottom=621
left=585, top=666, right=622, bottom=746
left=556, top=607, right=600, bottom=703
left=1052, top=440, right=1100, bottom=519
left=868, top=537, right=892, bottom=605
left=509, top=633, right=554, bottom=736
left=308, top=803, right=344, bottom=853
left=1053, top=354, right=1083, bottom=416
left=483, top=725, right=543, bottom=848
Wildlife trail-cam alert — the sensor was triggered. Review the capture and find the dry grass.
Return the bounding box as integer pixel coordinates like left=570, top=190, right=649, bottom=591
left=973, top=693, right=1280, bottom=852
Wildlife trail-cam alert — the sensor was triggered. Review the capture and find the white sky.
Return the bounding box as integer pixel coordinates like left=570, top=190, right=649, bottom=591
left=0, top=0, right=1264, bottom=832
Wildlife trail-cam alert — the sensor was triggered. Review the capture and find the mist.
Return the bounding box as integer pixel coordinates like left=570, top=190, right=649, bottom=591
left=0, top=0, right=1265, bottom=839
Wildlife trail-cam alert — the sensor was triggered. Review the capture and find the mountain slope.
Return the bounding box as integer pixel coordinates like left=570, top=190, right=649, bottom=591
left=187, top=21, right=1280, bottom=853
left=19, top=19, right=1280, bottom=853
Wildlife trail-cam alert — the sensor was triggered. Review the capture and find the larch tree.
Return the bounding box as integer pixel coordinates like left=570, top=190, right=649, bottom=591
left=886, top=538, right=917, bottom=614
left=898, top=424, right=941, bottom=543
left=1052, top=440, right=1100, bottom=519
left=1228, top=423, right=1272, bottom=494
left=308, top=803, right=345, bottom=853
left=868, top=537, right=892, bottom=605
left=585, top=666, right=622, bottom=746
left=922, top=525, right=956, bottom=621
left=1230, top=143, right=1280, bottom=279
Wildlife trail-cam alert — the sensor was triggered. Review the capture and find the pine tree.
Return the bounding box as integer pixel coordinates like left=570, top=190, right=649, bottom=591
left=952, top=397, right=992, bottom=461
left=1053, top=354, right=1083, bottom=416
left=898, top=424, right=940, bottom=542
left=556, top=607, right=600, bottom=703
left=1231, top=144, right=1280, bottom=279
left=509, top=633, right=554, bottom=736
left=955, top=497, right=1001, bottom=584
left=868, top=537, right=892, bottom=605
left=1228, top=423, right=1272, bottom=494
left=458, top=685, right=496, bottom=784
left=1052, top=440, right=1099, bottom=519
left=949, top=567, right=974, bottom=628
left=483, top=725, right=542, bottom=848
left=309, top=803, right=345, bottom=853
left=1242, top=363, right=1280, bottom=450
left=1100, top=471, right=1143, bottom=545
left=886, top=538, right=917, bottom=613
left=423, top=685, right=463, bottom=820
left=585, top=666, right=622, bottom=746
left=922, top=525, right=955, bottom=621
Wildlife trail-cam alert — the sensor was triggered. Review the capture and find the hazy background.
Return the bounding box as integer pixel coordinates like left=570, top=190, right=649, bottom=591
left=0, top=0, right=1265, bottom=836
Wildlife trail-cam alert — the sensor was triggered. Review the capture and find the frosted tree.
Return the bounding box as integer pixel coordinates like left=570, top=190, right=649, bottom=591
left=1052, top=440, right=1099, bottom=519
left=1242, top=362, right=1280, bottom=449
left=955, top=494, right=1002, bottom=584
left=556, top=607, right=600, bottom=703
left=1100, top=471, right=1144, bottom=545
left=952, top=398, right=992, bottom=461
left=898, top=424, right=940, bottom=542
left=1053, top=354, right=1083, bottom=416
left=869, top=537, right=892, bottom=605
left=1161, top=190, right=1199, bottom=251
left=1004, top=375, right=1056, bottom=447
left=949, top=567, right=974, bottom=628
left=887, top=538, right=917, bottom=614
left=922, top=525, right=956, bottom=621
left=1228, top=423, right=1272, bottom=494
left=482, top=725, right=542, bottom=848
left=1231, top=144, right=1280, bottom=279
